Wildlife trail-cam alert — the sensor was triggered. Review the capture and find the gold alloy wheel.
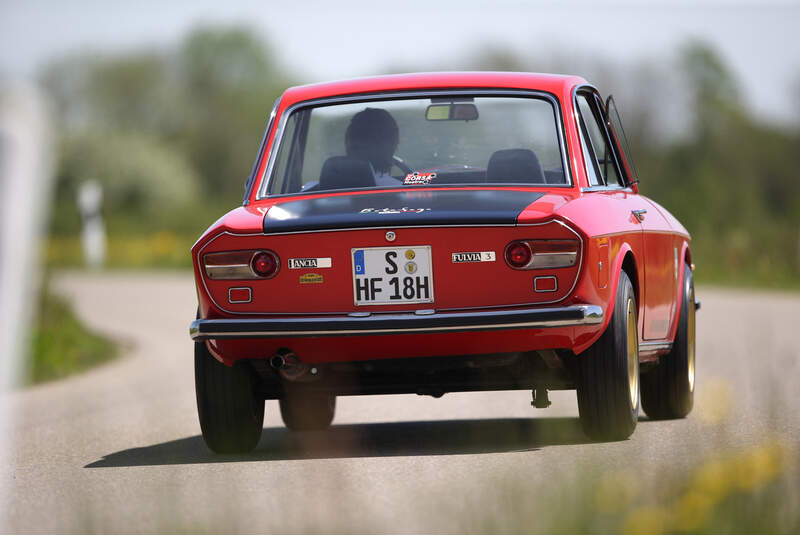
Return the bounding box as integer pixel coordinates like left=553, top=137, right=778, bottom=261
left=626, top=297, right=640, bottom=408
left=687, top=281, right=696, bottom=392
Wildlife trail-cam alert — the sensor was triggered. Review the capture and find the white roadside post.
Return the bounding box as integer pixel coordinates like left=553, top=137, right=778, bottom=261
left=77, top=179, right=106, bottom=269
left=0, top=84, right=53, bottom=528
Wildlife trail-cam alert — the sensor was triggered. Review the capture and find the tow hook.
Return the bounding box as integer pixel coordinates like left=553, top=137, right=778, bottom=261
left=531, top=387, right=551, bottom=409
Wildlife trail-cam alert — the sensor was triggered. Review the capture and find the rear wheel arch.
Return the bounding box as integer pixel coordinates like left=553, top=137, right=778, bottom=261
left=580, top=244, right=640, bottom=349
left=667, top=240, right=693, bottom=343
left=620, top=251, right=639, bottom=312
left=605, top=246, right=640, bottom=326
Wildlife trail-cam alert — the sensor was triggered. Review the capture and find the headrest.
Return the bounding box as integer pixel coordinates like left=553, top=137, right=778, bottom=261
left=318, top=156, right=376, bottom=191
left=486, top=149, right=545, bottom=184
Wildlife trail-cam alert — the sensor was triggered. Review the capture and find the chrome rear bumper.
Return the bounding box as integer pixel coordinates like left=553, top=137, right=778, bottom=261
left=190, top=304, right=603, bottom=340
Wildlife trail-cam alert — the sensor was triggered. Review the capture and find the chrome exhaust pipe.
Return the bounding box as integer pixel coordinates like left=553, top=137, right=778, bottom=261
left=269, top=350, right=320, bottom=382
left=269, top=354, right=285, bottom=369
left=279, top=353, right=307, bottom=381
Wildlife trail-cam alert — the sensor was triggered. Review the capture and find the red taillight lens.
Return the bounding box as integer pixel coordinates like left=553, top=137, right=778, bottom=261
left=505, top=242, right=532, bottom=268
left=251, top=251, right=279, bottom=278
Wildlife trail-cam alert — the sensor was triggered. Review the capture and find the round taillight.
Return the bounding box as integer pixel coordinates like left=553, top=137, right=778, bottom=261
left=251, top=251, right=279, bottom=278
left=506, top=242, right=532, bottom=268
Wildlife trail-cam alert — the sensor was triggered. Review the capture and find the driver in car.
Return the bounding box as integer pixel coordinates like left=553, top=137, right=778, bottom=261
left=345, top=108, right=402, bottom=186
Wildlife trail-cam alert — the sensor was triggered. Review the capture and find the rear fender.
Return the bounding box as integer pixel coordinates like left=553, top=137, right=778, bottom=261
left=571, top=242, right=638, bottom=355
left=606, top=244, right=640, bottom=330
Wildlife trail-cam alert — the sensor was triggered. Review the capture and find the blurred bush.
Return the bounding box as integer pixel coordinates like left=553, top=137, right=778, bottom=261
left=59, top=132, right=199, bottom=217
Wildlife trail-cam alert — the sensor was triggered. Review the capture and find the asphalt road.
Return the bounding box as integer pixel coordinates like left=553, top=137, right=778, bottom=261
left=3, top=272, right=799, bottom=533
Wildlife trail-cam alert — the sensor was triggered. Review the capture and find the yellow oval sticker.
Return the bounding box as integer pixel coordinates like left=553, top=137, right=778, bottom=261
left=299, top=273, right=323, bottom=284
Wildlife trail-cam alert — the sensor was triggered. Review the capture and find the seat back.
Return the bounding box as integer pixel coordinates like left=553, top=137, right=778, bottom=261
left=486, top=149, right=545, bottom=184
left=318, top=156, right=376, bottom=190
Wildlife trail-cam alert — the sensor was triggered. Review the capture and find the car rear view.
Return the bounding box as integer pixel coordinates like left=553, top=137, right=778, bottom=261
left=190, top=74, right=686, bottom=453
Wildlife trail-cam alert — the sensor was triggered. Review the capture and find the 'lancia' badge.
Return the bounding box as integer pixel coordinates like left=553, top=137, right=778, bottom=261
left=385, top=231, right=396, bottom=242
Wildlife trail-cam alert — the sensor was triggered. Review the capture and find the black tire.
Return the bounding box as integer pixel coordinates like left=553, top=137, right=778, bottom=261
left=195, top=341, right=264, bottom=453
left=577, top=270, right=640, bottom=441
left=279, top=390, right=336, bottom=431
left=641, top=264, right=695, bottom=419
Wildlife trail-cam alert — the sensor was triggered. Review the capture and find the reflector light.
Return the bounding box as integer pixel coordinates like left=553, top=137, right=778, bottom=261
left=228, top=287, right=252, bottom=303
left=505, top=242, right=532, bottom=268
left=505, top=239, right=579, bottom=270
left=251, top=251, right=279, bottom=278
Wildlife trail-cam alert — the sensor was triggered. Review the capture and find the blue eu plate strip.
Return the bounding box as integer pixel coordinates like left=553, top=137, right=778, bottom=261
left=353, top=250, right=365, bottom=275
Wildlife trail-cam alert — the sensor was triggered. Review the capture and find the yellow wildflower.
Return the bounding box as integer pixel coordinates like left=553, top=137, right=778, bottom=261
left=672, top=489, right=714, bottom=532
left=594, top=470, right=640, bottom=514
left=620, top=506, right=669, bottom=535
left=152, top=231, right=178, bottom=257
left=689, top=457, right=733, bottom=504
left=732, top=440, right=791, bottom=492
left=697, top=378, right=734, bottom=425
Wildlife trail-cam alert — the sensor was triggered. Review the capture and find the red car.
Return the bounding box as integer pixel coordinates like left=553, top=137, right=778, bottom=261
left=190, top=72, right=698, bottom=453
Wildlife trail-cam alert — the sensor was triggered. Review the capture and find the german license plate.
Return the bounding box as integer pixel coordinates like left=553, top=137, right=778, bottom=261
left=352, top=246, right=434, bottom=305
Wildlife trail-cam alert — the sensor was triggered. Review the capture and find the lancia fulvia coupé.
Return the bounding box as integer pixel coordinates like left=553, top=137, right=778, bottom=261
left=190, top=72, right=698, bottom=453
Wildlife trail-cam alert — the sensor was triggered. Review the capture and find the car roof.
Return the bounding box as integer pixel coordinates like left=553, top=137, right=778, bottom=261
left=280, top=72, right=588, bottom=105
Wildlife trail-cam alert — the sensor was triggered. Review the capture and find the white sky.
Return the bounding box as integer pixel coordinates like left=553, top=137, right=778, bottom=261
left=2, top=1, right=799, bottom=124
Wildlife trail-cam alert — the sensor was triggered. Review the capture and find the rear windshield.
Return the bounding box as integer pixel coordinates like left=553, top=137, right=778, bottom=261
left=261, top=94, right=568, bottom=197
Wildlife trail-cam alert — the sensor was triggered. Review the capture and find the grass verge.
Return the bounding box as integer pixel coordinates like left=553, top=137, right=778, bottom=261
left=458, top=438, right=798, bottom=535
left=26, top=283, right=118, bottom=385
left=45, top=233, right=194, bottom=269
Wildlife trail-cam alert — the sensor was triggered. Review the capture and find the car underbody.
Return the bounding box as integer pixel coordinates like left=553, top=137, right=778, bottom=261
left=249, top=348, right=579, bottom=400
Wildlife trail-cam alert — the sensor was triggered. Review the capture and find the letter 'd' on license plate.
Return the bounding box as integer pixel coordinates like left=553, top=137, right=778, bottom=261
left=352, top=246, right=434, bottom=305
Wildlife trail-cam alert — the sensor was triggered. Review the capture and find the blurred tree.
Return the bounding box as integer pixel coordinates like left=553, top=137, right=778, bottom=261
left=468, top=46, right=530, bottom=72
left=87, top=53, right=174, bottom=134
left=41, top=26, right=293, bottom=238
left=41, top=51, right=176, bottom=135
left=639, top=42, right=800, bottom=284
left=680, top=41, right=741, bottom=138
left=174, top=26, right=290, bottom=200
